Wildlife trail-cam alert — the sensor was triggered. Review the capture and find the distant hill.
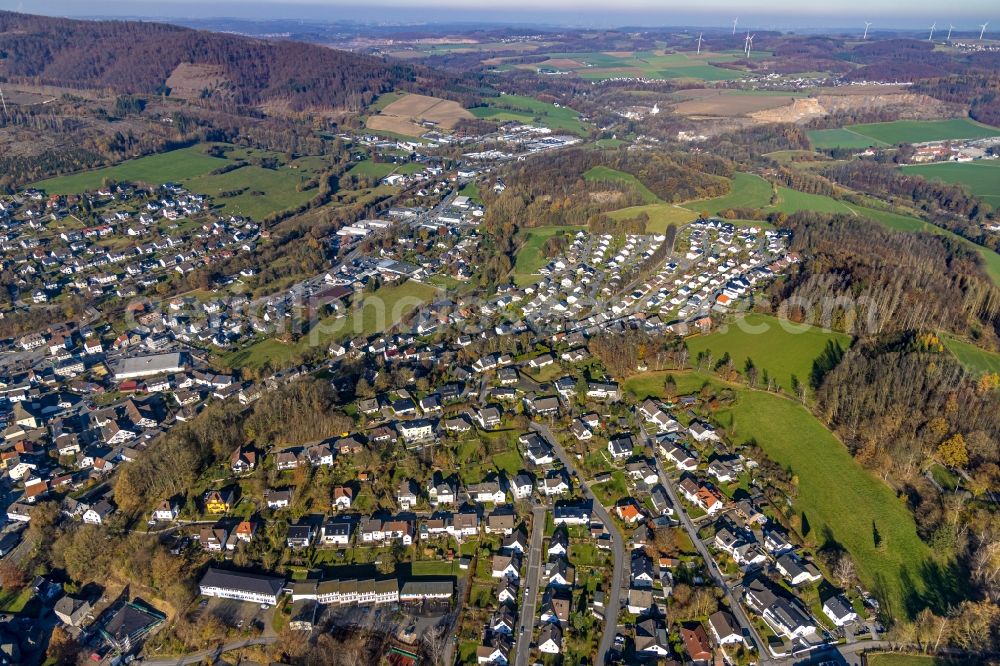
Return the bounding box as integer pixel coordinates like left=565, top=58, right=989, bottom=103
left=0, top=11, right=476, bottom=112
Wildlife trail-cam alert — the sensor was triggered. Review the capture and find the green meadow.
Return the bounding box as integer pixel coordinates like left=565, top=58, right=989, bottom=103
left=942, top=336, right=1000, bottom=376
left=900, top=160, right=1000, bottom=207
left=682, top=172, right=773, bottom=214
left=512, top=225, right=584, bottom=286
left=607, top=204, right=698, bottom=234
left=810, top=118, right=1000, bottom=149
left=470, top=94, right=589, bottom=135
left=685, top=313, right=852, bottom=392
left=583, top=166, right=660, bottom=204
left=624, top=370, right=945, bottom=620
left=32, top=146, right=227, bottom=193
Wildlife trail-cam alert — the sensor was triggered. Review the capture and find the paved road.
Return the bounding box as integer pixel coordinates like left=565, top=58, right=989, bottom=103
left=513, top=504, right=547, bottom=666
left=639, top=425, right=773, bottom=663
left=138, top=636, right=277, bottom=666
left=530, top=422, right=624, bottom=665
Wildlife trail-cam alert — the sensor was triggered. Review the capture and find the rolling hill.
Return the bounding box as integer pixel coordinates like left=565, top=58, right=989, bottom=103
left=0, top=11, right=472, bottom=112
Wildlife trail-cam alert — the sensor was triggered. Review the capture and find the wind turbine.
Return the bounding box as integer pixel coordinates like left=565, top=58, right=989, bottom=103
left=696, top=32, right=704, bottom=55
left=947, top=24, right=954, bottom=41
left=0, top=85, right=7, bottom=119
left=928, top=22, right=936, bottom=41
left=863, top=21, right=872, bottom=40
left=745, top=33, right=756, bottom=58
left=980, top=22, right=989, bottom=40
left=733, top=17, right=739, bottom=35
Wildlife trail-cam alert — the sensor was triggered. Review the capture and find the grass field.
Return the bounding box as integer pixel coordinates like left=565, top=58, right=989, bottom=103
left=808, top=128, right=888, bottom=150
left=607, top=203, right=698, bottom=234
left=222, top=280, right=438, bottom=369
left=685, top=314, right=851, bottom=392
left=470, top=94, right=589, bottom=135
left=583, top=166, right=660, bottom=204
left=626, top=370, right=943, bottom=620
left=810, top=118, right=1000, bottom=149
left=773, top=187, right=854, bottom=215
left=942, top=336, right=1000, bottom=376
left=33, top=146, right=227, bottom=193
left=900, top=160, right=1000, bottom=207
left=682, top=172, right=773, bottom=214
left=513, top=225, right=583, bottom=286
left=184, top=164, right=315, bottom=219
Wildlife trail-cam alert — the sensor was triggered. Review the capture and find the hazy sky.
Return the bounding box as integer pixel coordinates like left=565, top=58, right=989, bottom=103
left=0, top=0, right=994, bottom=29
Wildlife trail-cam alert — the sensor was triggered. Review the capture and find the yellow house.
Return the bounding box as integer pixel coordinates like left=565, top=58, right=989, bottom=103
left=204, top=488, right=237, bottom=514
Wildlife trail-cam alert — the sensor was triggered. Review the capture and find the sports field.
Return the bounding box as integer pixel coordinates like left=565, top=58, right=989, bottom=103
left=583, top=166, right=660, bottom=204
left=900, top=160, right=1000, bottom=207
left=625, top=370, right=942, bottom=620
left=942, top=336, right=1000, bottom=377
left=32, top=146, right=227, bottom=193
left=809, top=118, right=1000, bottom=149
left=682, top=172, right=773, bottom=214
left=607, top=203, right=698, bottom=234
left=685, top=313, right=851, bottom=392
left=470, top=94, right=589, bottom=135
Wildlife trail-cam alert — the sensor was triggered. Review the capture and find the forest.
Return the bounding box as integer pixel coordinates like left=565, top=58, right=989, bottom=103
left=0, top=11, right=480, bottom=113
left=768, top=212, right=1000, bottom=341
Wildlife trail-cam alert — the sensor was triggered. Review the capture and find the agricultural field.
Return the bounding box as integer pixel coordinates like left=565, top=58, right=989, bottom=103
left=583, top=166, right=659, bottom=204
left=809, top=118, right=1000, bottom=149
left=807, top=127, right=888, bottom=150
left=685, top=313, right=852, bottom=392
left=512, top=225, right=583, bottom=286
left=942, top=336, right=1000, bottom=377
left=469, top=94, right=589, bottom=135
left=606, top=203, right=698, bottom=234
left=627, top=370, right=943, bottom=620
left=366, top=93, right=473, bottom=138
left=32, top=145, right=228, bottom=193
left=532, top=50, right=748, bottom=82
left=672, top=88, right=806, bottom=118
left=900, top=160, right=1000, bottom=207
left=682, top=172, right=773, bottom=214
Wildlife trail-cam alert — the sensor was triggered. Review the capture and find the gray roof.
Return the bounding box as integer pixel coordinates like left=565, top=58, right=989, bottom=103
left=199, top=567, right=285, bottom=596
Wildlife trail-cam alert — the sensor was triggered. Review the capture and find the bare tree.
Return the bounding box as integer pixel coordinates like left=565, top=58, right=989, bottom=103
left=422, top=624, right=449, bottom=666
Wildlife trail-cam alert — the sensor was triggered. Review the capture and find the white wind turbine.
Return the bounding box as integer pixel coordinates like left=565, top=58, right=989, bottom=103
left=928, top=22, right=937, bottom=41
left=863, top=21, right=872, bottom=40
left=745, top=33, right=756, bottom=58
left=696, top=32, right=704, bottom=55
left=980, top=22, right=989, bottom=40
left=0, top=85, right=7, bottom=119
left=946, top=24, right=954, bottom=41
left=733, top=17, right=739, bottom=35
